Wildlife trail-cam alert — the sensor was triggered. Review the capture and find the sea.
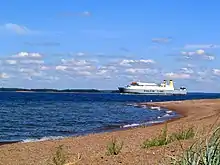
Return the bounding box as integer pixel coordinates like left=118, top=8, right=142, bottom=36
left=1, top=92, right=220, bottom=143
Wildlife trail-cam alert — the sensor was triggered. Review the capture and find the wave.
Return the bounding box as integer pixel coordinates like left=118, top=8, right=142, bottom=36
left=14, top=106, right=179, bottom=143
left=21, top=136, right=65, bottom=143
left=121, top=109, right=179, bottom=129
left=18, top=117, right=176, bottom=143
left=122, top=123, right=140, bottom=128
left=121, top=120, right=167, bottom=128
left=127, top=103, right=163, bottom=110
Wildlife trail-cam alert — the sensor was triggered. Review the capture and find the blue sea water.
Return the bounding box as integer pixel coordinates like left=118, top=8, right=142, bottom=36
left=1, top=92, right=220, bottom=143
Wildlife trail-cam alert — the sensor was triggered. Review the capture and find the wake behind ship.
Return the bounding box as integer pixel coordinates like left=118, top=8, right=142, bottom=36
left=118, top=80, right=187, bottom=95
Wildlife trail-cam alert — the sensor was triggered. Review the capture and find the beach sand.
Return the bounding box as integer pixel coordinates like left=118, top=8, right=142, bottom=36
left=0, top=99, right=220, bottom=165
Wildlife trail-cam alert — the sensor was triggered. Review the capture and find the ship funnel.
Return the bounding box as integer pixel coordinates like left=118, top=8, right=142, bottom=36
left=169, top=80, right=174, bottom=87
left=163, top=80, right=167, bottom=84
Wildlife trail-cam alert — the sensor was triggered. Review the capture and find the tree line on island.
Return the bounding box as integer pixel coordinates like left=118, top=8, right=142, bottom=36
left=0, top=87, right=119, bottom=93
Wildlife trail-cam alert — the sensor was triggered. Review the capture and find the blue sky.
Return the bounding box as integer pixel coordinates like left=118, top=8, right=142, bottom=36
left=0, top=0, right=220, bottom=92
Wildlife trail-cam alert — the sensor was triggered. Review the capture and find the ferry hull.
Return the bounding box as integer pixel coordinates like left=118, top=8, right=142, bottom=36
left=118, top=87, right=187, bottom=95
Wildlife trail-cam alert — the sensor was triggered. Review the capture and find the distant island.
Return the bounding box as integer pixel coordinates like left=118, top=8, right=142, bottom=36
left=0, top=87, right=119, bottom=93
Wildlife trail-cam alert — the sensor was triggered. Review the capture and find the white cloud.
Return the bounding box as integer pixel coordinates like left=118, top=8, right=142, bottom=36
left=52, top=57, right=158, bottom=80
left=20, top=59, right=44, bottom=64
left=125, top=68, right=157, bottom=74
left=7, top=52, right=44, bottom=65
left=1, top=23, right=39, bottom=35
left=181, top=67, right=194, bottom=74
left=76, top=52, right=85, bottom=56
left=165, top=72, right=191, bottom=79
left=40, top=66, right=50, bottom=70
left=96, top=69, right=108, bottom=75
left=0, top=73, right=9, bottom=79
left=77, top=71, right=92, bottom=76
left=61, top=59, right=91, bottom=66
left=181, top=49, right=205, bottom=56
left=0, top=52, right=48, bottom=82
left=56, top=58, right=98, bottom=78
left=186, top=64, right=196, bottom=68
left=181, top=49, right=215, bottom=61
left=29, top=53, right=42, bottom=58
left=213, top=69, right=220, bottom=76
left=196, top=49, right=205, bottom=55
left=56, top=65, right=68, bottom=71
left=6, top=60, right=17, bottom=65
left=205, top=55, right=215, bottom=60
left=119, top=59, right=155, bottom=67
left=1, top=51, right=219, bottom=90
left=13, top=52, right=29, bottom=57
left=19, top=68, right=35, bottom=73
left=13, top=52, right=42, bottom=58
left=81, top=11, right=91, bottom=16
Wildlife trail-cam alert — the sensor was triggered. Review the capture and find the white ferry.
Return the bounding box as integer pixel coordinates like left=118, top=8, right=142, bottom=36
left=118, top=80, right=187, bottom=95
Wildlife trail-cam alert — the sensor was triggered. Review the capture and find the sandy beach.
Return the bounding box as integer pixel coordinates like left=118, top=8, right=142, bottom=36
left=1, top=99, right=220, bottom=165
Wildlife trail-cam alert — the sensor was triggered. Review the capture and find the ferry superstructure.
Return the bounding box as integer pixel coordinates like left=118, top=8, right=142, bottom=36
left=118, top=80, right=187, bottom=95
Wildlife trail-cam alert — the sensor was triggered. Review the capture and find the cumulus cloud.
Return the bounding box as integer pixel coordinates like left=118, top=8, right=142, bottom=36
left=20, top=59, right=44, bottom=64
left=167, top=66, right=220, bottom=83
left=12, top=52, right=42, bottom=58
left=0, top=23, right=39, bottom=35
left=1, top=51, right=218, bottom=90
left=0, top=52, right=47, bottom=82
left=54, top=58, right=98, bottom=78
left=39, top=66, right=50, bottom=70
left=0, top=73, right=9, bottom=79
left=55, top=65, right=68, bottom=71
left=213, top=69, right=220, bottom=76
left=61, top=58, right=93, bottom=66
left=6, top=60, right=17, bottom=65
left=0, top=52, right=155, bottom=87
left=164, top=72, right=191, bottom=79
left=119, top=59, right=155, bottom=67
left=181, top=49, right=215, bottom=61
left=181, top=67, right=194, bottom=74
left=125, top=68, right=158, bottom=75
left=52, top=57, right=158, bottom=80
left=76, top=52, right=85, bottom=56
left=6, top=52, right=44, bottom=65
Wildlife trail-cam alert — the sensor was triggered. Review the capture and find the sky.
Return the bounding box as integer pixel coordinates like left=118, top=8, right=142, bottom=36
left=0, top=0, right=220, bottom=92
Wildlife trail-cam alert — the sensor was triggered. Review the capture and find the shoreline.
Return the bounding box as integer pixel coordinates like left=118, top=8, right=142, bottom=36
left=0, top=105, right=181, bottom=146
left=1, top=99, right=220, bottom=165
